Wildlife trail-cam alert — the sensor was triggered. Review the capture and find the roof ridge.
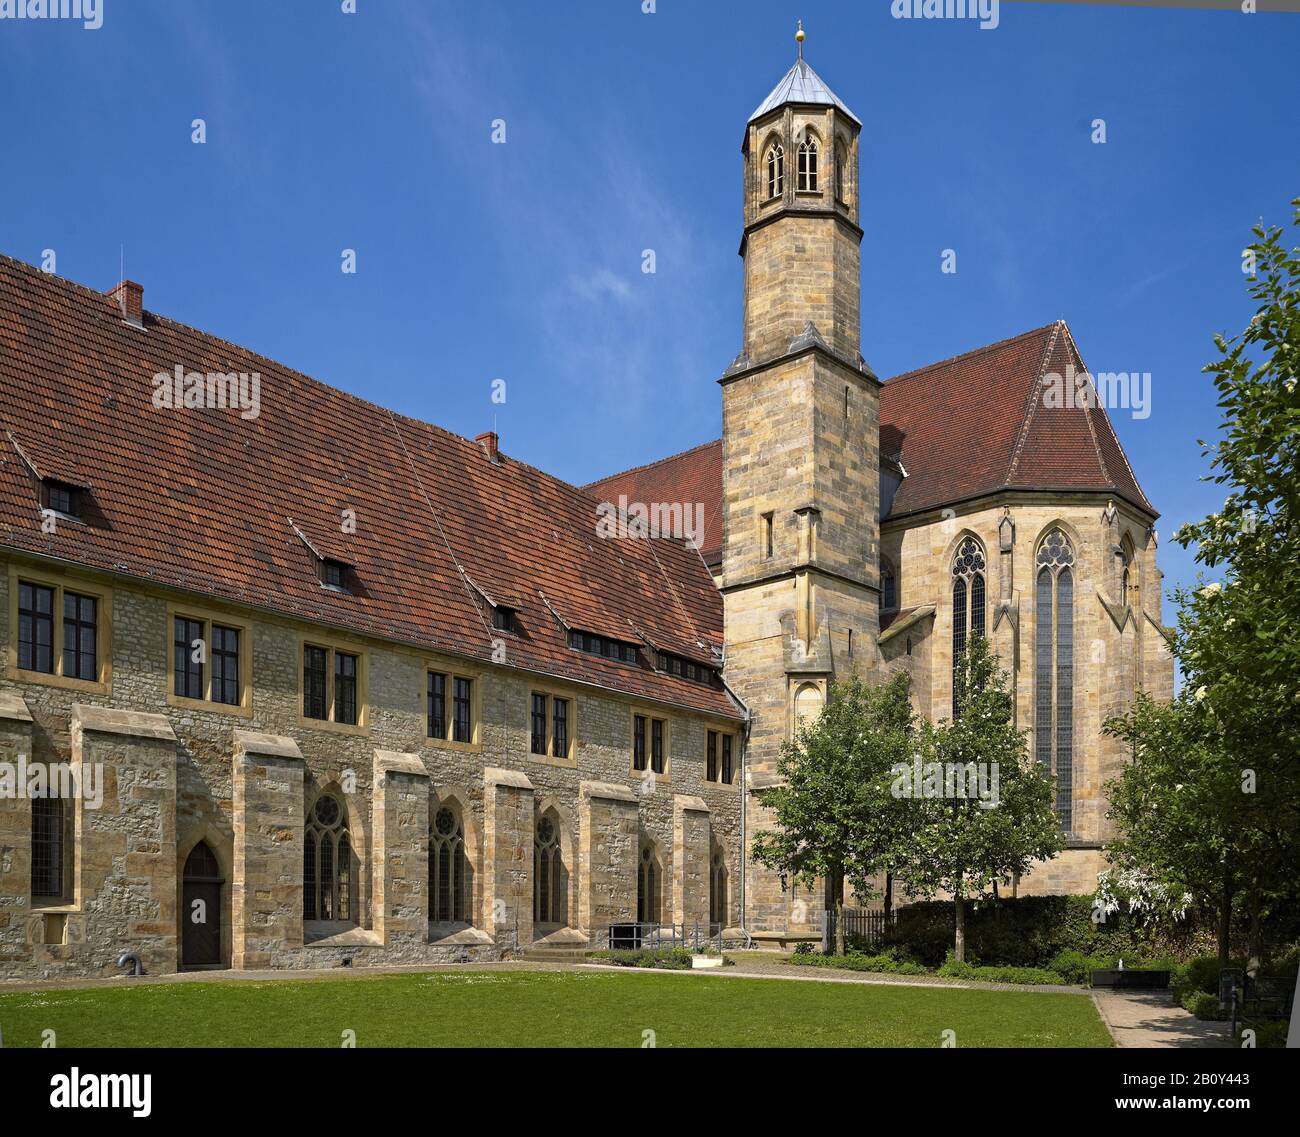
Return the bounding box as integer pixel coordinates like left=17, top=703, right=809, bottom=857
left=0, top=252, right=600, bottom=507
left=1059, top=322, right=1154, bottom=512
left=1059, top=324, right=1113, bottom=486
left=1005, top=320, right=1065, bottom=486
left=583, top=437, right=721, bottom=492
left=883, top=321, right=1059, bottom=387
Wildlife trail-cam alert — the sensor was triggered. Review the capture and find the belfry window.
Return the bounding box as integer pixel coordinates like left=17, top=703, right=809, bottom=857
left=797, top=136, right=819, bottom=192
left=766, top=144, right=784, bottom=199
left=1035, top=529, right=1075, bottom=831
left=951, top=536, right=987, bottom=716
left=304, top=793, right=355, bottom=923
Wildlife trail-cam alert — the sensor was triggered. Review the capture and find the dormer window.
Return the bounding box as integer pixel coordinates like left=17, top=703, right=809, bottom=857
left=569, top=629, right=639, bottom=664
left=42, top=480, right=80, bottom=518
left=492, top=606, right=516, bottom=633
left=320, top=558, right=349, bottom=592
left=657, top=652, right=718, bottom=687
left=797, top=136, right=819, bottom=192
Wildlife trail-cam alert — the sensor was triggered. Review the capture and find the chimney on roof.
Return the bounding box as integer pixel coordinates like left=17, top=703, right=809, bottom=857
left=106, top=280, right=144, bottom=327
left=475, top=431, right=500, bottom=463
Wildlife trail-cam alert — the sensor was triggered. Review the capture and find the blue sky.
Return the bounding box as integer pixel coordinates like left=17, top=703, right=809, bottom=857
left=1, top=0, right=1297, bottom=615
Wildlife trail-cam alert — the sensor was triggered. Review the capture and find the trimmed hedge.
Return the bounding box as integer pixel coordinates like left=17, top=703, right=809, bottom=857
left=887, top=895, right=1217, bottom=969
left=789, top=949, right=928, bottom=976
left=588, top=948, right=694, bottom=970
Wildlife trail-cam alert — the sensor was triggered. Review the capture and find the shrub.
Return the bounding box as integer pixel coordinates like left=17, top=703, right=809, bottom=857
left=886, top=895, right=1240, bottom=969
left=1238, top=1020, right=1289, bottom=1048
left=789, top=951, right=928, bottom=976
left=588, top=948, right=693, bottom=970
left=936, top=953, right=1062, bottom=985
left=1187, top=991, right=1224, bottom=1020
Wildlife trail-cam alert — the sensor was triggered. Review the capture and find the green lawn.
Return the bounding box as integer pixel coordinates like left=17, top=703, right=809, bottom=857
left=0, top=969, right=1112, bottom=1048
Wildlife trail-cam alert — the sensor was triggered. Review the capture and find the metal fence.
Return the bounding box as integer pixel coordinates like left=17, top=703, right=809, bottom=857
left=1222, top=968, right=1297, bottom=1038
left=605, top=922, right=723, bottom=952
left=821, top=908, right=894, bottom=953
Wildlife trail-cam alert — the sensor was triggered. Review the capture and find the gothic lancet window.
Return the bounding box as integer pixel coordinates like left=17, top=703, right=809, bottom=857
left=637, top=843, right=661, bottom=925
left=951, top=536, right=987, bottom=716
left=431, top=805, right=469, bottom=923
left=533, top=811, right=566, bottom=927
left=797, top=136, right=818, bottom=192
left=1035, top=529, right=1075, bottom=831
left=834, top=139, right=847, bottom=202
left=1121, top=535, right=1138, bottom=611
left=709, top=848, right=728, bottom=933
left=765, top=143, right=784, bottom=199
left=304, top=793, right=354, bottom=922
left=880, top=561, right=898, bottom=612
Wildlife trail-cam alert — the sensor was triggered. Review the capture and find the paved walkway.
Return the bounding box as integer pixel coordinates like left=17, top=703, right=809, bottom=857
left=1091, top=989, right=1230, bottom=1048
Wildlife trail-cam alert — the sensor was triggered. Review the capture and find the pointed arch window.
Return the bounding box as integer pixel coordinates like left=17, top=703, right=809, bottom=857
left=637, top=843, right=661, bottom=925
left=709, top=846, right=728, bottom=933
left=880, top=560, right=898, bottom=612
left=304, top=792, right=355, bottom=922
left=834, top=139, right=848, bottom=202
left=951, top=536, right=987, bottom=716
left=431, top=805, right=470, bottom=924
left=534, top=811, right=566, bottom=926
left=797, top=136, right=819, bottom=192
left=1120, top=535, right=1138, bottom=611
left=765, top=143, right=784, bottom=200
left=1035, top=529, right=1075, bottom=831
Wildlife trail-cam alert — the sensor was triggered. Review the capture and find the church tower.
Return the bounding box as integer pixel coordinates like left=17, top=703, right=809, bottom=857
left=721, top=27, right=882, bottom=936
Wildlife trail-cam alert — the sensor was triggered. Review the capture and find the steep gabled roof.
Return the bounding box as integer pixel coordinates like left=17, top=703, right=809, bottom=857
left=881, top=320, right=1155, bottom=519
left=586, top=321, right=1156, bottom=548
left=0, top=254, right=738, bottom=719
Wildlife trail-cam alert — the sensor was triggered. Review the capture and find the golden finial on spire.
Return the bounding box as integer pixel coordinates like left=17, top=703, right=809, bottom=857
left=796, top=19, right=805, bottom=59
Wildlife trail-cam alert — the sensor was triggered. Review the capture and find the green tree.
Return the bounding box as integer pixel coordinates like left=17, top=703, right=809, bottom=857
left=891, top=637, right=1062, bottom=962
left=1104, top=692, right=1261, bottom=970
left=751, top=670, right=916, bottom=954
left=1128, top=197, right=1300, bottom=967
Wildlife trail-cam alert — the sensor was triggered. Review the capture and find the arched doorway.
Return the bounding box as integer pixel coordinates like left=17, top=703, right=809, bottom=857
left=181, top=841, right=223, bottom=967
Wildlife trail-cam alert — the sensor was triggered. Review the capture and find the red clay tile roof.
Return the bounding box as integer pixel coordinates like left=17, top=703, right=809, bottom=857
left=0, top=254, right=739, bottom=720
left=883, top=321, right=1155, bottom=519
left=585, top=440, right=724, bottom=568
left=588, top=321, right=1155, bottom=540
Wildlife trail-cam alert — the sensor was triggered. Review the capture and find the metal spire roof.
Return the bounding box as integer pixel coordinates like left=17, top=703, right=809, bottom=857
left=748, top=49, right=860, bottom=127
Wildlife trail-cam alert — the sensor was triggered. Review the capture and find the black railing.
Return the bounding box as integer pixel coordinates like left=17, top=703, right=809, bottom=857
left=606, top=921, right=722, bottom=952
left=1222, top=968, right=1296, bottom=1038
left=822, top=908, right=894, bottom=952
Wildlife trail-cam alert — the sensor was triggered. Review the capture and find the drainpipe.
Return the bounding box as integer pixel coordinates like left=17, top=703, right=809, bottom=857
left=720, top=674, right=754, bottom=951
left=116, top=951, right=143, bottom=977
